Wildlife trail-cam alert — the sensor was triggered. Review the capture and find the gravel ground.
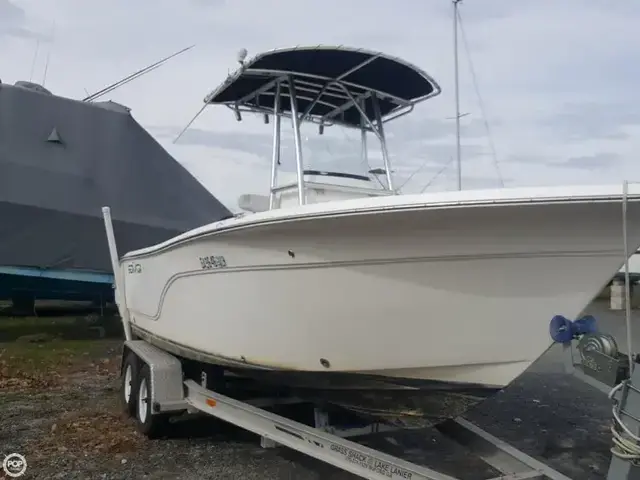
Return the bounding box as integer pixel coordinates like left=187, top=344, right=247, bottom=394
left=0, top=299, right=627, bottom=479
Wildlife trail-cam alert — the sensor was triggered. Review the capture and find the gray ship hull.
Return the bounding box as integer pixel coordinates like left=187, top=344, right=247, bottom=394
left=0, top=80, right=232, bottom=309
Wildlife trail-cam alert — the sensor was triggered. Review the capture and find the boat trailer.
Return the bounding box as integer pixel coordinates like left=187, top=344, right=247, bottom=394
left=102, top=204, right=640, bottom=479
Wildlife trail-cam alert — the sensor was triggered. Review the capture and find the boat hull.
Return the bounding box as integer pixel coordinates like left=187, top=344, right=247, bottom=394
left=120, top=190, right=640, bottom=425
left=130, top=321, right=500, bottom=428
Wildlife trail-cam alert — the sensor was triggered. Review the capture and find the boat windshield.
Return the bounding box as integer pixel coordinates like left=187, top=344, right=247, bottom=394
left=274, top=121, right=386, bottom=188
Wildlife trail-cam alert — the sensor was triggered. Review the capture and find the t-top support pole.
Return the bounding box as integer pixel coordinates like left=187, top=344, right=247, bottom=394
left=269, top=82, right=282, bottom=210
left=360, top=98, right=368, bottom=166
left=288, top=76, right=306, bottom=205
left=371, top=94, right=394, bottom=191
left=340, top=88, right=395, bottom=192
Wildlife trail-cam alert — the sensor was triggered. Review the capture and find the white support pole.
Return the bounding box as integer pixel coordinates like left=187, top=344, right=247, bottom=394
left=371, top=94, right=394, bottom=191
left=269, top=83, right=282, bottom=210
left=101, top=206, right=132, bottom=341
left=360, top=128, right=368, bottom=165
left=360, top=98, right=368, bottom=166
left=288, top=76, right=306, bottom=205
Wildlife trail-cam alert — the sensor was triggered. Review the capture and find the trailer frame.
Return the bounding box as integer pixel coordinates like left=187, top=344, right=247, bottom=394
left=121, top=338, right=571, bottom=480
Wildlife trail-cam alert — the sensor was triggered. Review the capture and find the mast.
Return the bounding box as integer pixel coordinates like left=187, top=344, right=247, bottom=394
left=453, top=0, right=462, bottom=191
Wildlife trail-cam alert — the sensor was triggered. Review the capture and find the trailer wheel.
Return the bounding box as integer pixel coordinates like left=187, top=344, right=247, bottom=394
left=121, top=352, right=139, bottom=417
left=136, top=364, right=171, bottom=439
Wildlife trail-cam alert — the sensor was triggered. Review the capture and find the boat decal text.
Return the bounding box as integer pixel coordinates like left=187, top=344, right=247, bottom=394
left=199, top=255, right=227, bottom=270
left=127, top=263, right=142, bottom=274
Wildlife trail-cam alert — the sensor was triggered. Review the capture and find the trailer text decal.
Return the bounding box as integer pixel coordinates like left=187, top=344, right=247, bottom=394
left=329, top=443, right=412, bottom=479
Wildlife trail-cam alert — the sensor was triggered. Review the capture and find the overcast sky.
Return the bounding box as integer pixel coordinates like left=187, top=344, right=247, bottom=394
left=2, top=0, right=639, bottom=210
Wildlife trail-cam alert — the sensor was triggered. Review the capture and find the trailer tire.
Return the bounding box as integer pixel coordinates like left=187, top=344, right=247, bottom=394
left=136, top=364, right=171, bottom=439
left=121, top=352, right=139, bottom=417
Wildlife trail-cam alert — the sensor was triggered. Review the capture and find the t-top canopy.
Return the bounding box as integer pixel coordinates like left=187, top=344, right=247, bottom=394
left=204, top=45, right=442, bottom=130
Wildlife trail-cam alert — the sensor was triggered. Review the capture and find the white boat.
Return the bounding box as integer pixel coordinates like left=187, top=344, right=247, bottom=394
left=114, top=45, right=640, bottom=428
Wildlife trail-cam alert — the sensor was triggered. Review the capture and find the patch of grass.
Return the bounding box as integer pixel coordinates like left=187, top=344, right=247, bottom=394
left=0, top=316, right=78, bottom=328
left=0, top=390, right=23, bottom=406
left=0, top=314, right=124, bottom=342
left=0, top=339, right=118, bottom=368
left=0, top=339, right=122, bottom=391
